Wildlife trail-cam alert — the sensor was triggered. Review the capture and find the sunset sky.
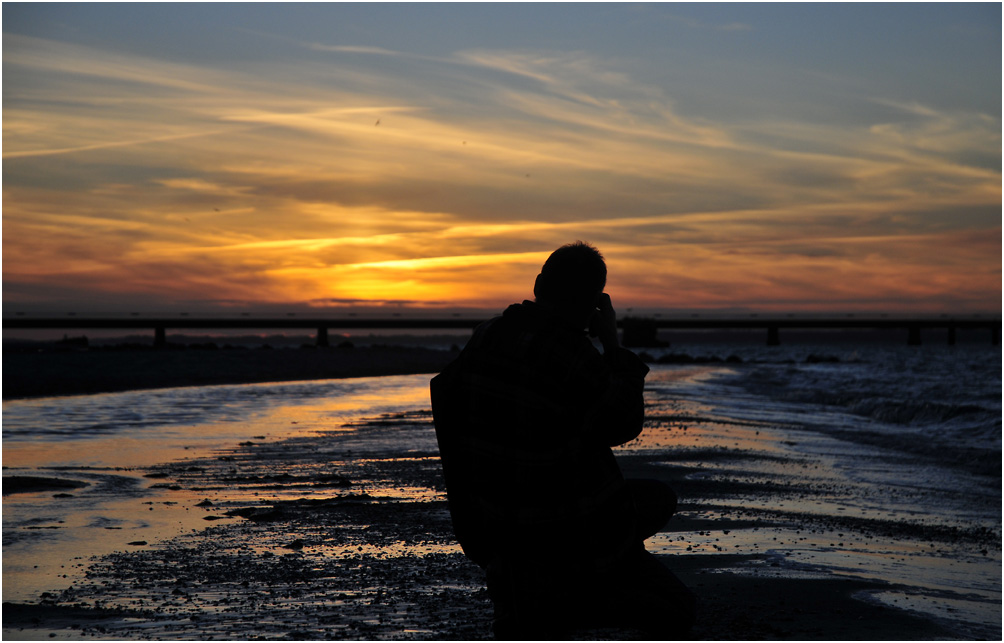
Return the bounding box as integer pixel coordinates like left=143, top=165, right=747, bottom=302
left=3, top=3, right=1001, bottom=317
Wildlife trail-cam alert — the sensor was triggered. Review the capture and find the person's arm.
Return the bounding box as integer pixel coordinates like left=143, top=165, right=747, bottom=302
left=586, top=294, right=650, bottom=446
left=590, top=293, right=620, bottom=356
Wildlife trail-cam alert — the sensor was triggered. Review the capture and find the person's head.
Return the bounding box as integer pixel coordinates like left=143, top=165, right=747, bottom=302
left=533, top=241, right=607, bottom=317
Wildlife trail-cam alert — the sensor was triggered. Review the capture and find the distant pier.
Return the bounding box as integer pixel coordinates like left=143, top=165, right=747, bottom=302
left=4, top=314, right=1000, bottom=347
left=618, top=316, right=1000, bottom=347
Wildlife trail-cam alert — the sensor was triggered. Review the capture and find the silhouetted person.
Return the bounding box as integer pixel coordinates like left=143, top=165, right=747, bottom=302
left=431, top=242, right=696, bottom=639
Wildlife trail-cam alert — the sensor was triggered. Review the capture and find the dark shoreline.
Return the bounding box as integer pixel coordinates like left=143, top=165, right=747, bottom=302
left=3, top=345, right=456, bottom=400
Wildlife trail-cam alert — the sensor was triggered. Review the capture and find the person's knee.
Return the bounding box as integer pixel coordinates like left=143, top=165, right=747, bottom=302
left=627, top=478, right=676, bottom=507
left=627, top=478, right=678, bottom=537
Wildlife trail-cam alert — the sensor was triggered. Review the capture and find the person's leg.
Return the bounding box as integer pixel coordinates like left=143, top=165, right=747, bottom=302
left=487, top=556, right=577, bottom=640
left=575, top=548, right=697, bottom=638
left=494, top=547, right=697, bottom=638
left=626, top=478, right=678, bottom=541
left=570, top=481, right=694, bottom=636
left=613, top=549, right=697, bottom=636
left=487, top=480, right=684, bottom=638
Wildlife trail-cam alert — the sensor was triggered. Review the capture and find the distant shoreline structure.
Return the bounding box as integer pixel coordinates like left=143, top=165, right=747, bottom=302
left=3, top=314, right=1000, bottom=347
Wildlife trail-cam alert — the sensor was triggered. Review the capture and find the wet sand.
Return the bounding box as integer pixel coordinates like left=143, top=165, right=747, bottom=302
left=4, top=416, right=973, bottom=641
left=3, top=356, right=1000, bottom=640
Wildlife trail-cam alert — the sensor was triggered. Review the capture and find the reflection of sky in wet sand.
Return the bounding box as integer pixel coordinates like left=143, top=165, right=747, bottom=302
left=3, top=472, right=230, bottom=602
left=649, top=524, right=998, bottom=639
left=2, top=375, right=437, bottom=603
left=2, top=376, right=434, bottom=469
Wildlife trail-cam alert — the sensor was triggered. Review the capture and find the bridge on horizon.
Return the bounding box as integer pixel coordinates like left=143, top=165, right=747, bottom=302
left=4, top=313, right=999, bottom=347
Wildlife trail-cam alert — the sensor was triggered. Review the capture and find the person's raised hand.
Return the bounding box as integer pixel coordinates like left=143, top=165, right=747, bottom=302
left=589, top=293, right=619, bottom=349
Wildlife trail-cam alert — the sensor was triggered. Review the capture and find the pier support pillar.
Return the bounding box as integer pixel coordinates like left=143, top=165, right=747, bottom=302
left=154, top=326, right=166, bottom=349
left=621, top=318, right=667, bottom=348
left=766, top=326, right=780, bottom=346
left=317, top=326, right=329, bottom=348
left=947, top=326, right=956, bottom=346
left=907, top=326, right=922, bottom=346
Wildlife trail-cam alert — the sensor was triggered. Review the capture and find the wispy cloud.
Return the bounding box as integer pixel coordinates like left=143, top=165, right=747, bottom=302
left=3, top=34, right=224, bottom=93
left=307, top=44, right=404, bottom=56
left=2, top=126, right=247, bottom=159
left=645, top=9, right=754, bottom=32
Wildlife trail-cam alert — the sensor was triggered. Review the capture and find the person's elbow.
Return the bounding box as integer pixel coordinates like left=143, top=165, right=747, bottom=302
left=601, top=410, right=645, bottom=446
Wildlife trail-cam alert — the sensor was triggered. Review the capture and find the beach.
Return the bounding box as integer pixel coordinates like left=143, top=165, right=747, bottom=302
left=3, top=344, right=1001, bottom=640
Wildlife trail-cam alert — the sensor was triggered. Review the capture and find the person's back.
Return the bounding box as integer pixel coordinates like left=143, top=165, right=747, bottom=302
left=431, top=242, right=696, bottom=638
left=432, top=298, right=645, bottom=564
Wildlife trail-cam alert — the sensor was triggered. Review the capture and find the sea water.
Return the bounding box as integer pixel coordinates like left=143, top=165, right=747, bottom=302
left=6, top=344, right=996, bottom=470
left=646, top=340, right=1000, bottom=467
left=2, top=341, right=1000, bottom=634
left=636, top=341, right=1001, bottom=637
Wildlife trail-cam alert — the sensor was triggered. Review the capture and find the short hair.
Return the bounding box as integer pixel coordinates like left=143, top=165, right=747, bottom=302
left=533, top=241, right=607, bottom=308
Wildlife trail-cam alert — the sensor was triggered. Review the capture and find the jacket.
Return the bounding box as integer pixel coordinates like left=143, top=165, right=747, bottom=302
left=430, top=301, right=650, bottom=570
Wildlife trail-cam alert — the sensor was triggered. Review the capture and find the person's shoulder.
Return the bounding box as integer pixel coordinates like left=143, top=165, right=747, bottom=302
left=479, top=301, right=536, bottom=334
left=465, top=308, right=513, bottom=351
left=472, top=309, right=509, bottom=336
left=501, top=300, right=536, bottom=320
